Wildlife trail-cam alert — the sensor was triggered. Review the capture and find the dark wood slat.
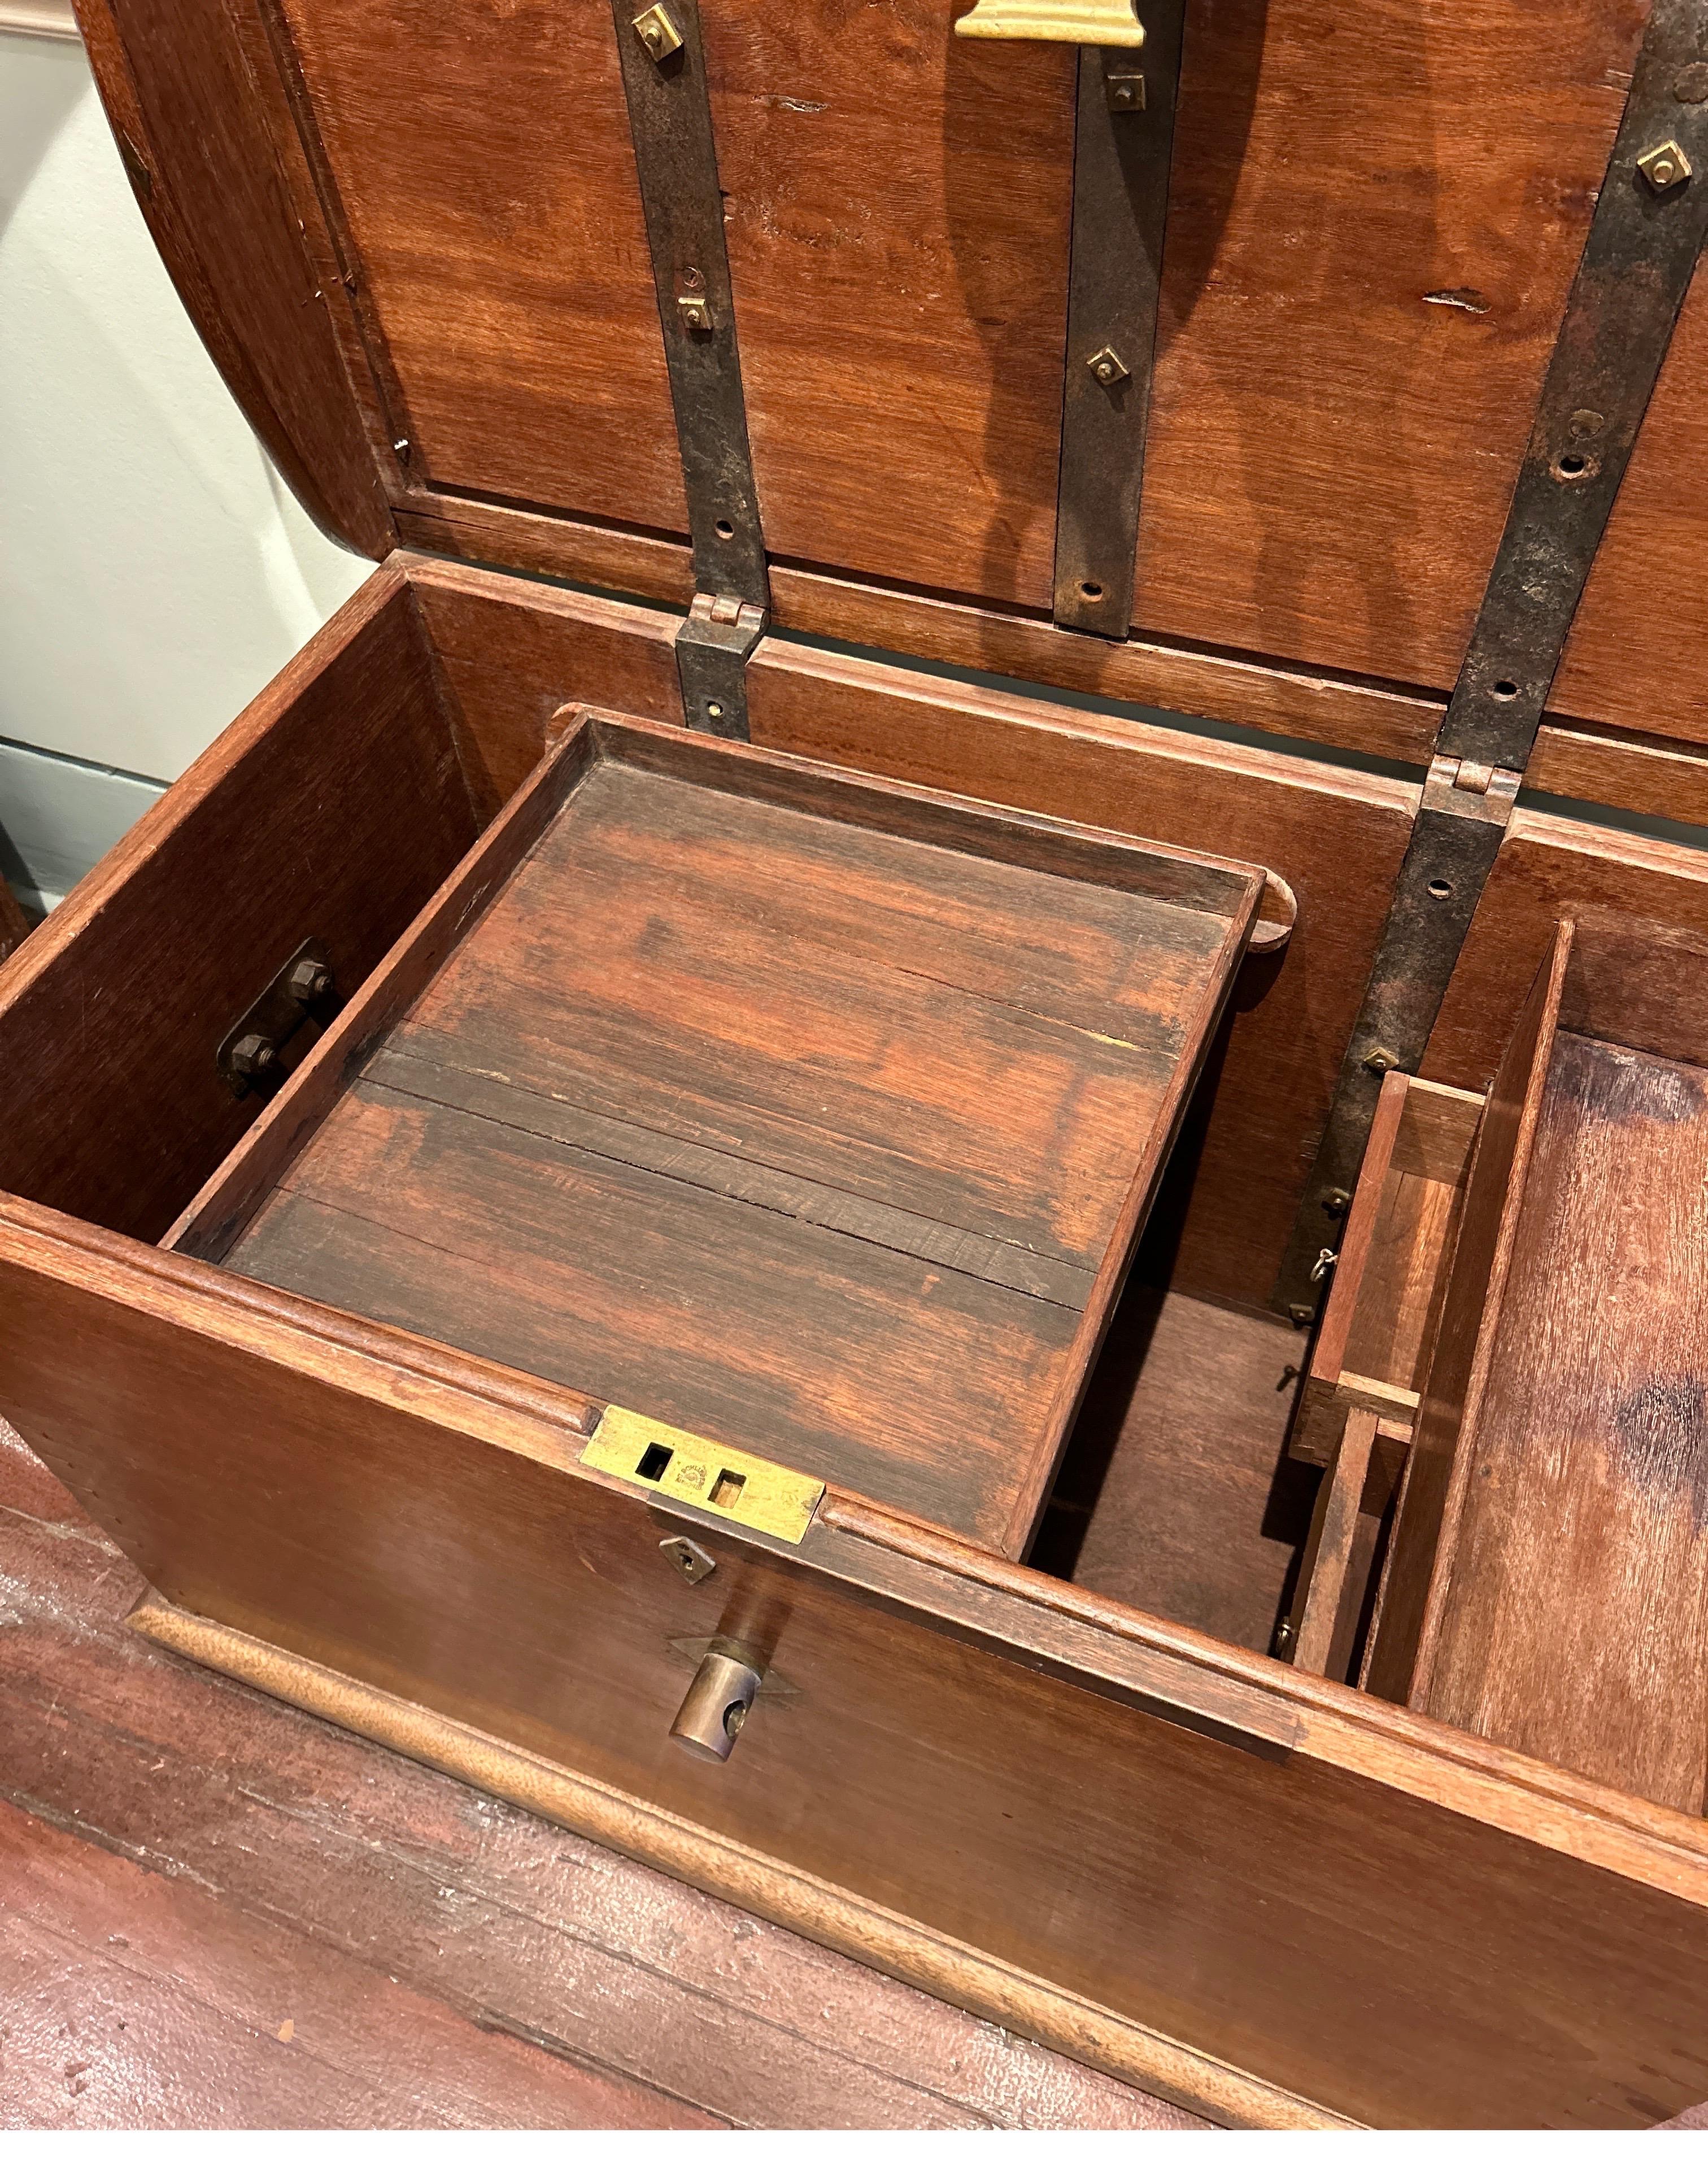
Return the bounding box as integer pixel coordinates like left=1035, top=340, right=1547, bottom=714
left=1290, top=1408, right=1380, bottom=1681
left=404, top=753, right=1232, bottom=1268
left=367, top=1044, right=1096, bottom=1309
left=1, top=1799, right=708, bottom=2130
left=1366, top=926, right=1572, bottom=1703
left=229, top=1078, right=1078, bottom=1553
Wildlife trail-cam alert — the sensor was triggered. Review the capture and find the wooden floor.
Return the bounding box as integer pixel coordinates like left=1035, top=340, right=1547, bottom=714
left=0, top=1420, right=1198, bottom=2131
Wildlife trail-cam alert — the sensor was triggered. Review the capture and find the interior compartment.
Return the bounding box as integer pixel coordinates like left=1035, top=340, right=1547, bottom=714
left=1365, top=920, right=1708, bottom=1814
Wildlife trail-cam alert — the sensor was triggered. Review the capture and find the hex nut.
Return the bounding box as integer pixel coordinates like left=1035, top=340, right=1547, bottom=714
left=231, top=1033, right=277, bottom=1077
left=285, top=958, right=333, bottom=1006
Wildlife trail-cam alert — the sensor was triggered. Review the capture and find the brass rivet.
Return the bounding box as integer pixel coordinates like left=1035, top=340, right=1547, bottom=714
left=677, top=293, right=713, bottom=333
left=1637, top=138, right=1692, bottom=191
left=1106, top=70, right=1145, bottom=112
left=1087, top=345, right=1130, bottom=387
left=631, top=3, right=683, bottom=63
left=1362, top=1046, right=1399, bottom=1076
left=1321, top=1187, right=1352, bottom=1215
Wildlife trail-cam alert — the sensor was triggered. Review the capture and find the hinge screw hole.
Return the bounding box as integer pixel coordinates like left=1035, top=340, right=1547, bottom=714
left=1427, top=878, right=1453, bottom=900
left=1079, top=580, right=1104, bottom=600
left=1492, top=678, right=1519, bottom=699
left=714, top=517, right=735, bottom=538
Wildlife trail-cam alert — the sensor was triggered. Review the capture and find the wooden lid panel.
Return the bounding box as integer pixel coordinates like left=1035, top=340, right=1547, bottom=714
left=277, top=0, right=688, bottom=536
left=1131, top=0, right=1640, bottom=696
left=79, top=0, right=1708, bottom=758
left=711, top=8, right=1074, bottom=611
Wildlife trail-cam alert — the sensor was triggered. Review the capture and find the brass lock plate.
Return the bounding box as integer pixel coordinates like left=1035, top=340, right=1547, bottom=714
left=582, top=1407, right=824, bottom=1543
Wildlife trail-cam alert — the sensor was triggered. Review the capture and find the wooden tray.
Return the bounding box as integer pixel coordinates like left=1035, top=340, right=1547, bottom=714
left=166, top=710, right=1262, bottom=1559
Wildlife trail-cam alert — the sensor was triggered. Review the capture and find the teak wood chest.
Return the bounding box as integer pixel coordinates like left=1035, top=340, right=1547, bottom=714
left=13, top=0, right=1708, bottom=2130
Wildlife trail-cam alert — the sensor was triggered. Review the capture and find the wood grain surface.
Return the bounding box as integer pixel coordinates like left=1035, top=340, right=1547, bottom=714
left=77, top=0, right=1708, bottom=776
left=1428, top=815, right=1708, bottom=1095
left=1420, top=1030, right=1708, bottom=1812
left=0, top=1421, right=1187, bottom=2131
left=746, top=636, right=1416, bottom=1309
left=1366, top=929, right=1571, bottom=1705
left=1038, top=1283, right=1313, bottom=1656
left=0, top=567, right=480, bottom=1245
left=10, top=1195, right=1708, bottom=2125
left=224, top=729, right=1255, bottom=1552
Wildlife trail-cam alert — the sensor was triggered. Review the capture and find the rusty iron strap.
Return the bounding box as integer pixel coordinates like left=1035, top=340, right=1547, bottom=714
left=1275, top=0, right=1708, bottom=1318
left=1052, top=11, right=1188, bottom=638
left=612, top=0, right=768, bottom=737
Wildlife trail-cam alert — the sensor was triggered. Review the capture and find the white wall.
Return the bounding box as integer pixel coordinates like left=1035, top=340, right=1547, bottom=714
left=0, top=21, right=373, bottom=908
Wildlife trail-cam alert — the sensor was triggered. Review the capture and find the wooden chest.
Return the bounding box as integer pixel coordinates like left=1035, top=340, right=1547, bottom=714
left=12, top=0, right=1708, bottom=2127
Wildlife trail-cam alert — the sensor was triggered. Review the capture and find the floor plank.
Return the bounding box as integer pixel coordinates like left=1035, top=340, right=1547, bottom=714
left=0, top=1420, right=1199, bottom=2131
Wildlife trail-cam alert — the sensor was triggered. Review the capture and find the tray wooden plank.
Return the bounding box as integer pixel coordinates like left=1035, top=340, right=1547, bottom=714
left=230, top=1077, right=1080, bottom=1550
left=398, top=756, right=1228, bottom=1267
left=223, top=726, right=1254, bottom=1551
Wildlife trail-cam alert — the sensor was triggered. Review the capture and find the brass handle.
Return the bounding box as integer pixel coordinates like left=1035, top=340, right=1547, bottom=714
left=670, top=1639, right=766, bottom=1763
left=954, top=0, right=1144, bottom=44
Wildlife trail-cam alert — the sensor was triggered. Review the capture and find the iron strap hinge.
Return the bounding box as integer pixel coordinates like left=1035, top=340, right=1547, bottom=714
left=612, top=0, right=770, bottom=743
left=676, top=590, right=768, bottom=741
left=1052, top=10, right=1188, bottom=638
left=1273, top=0, right=1708, bottom=1320
left=1275, top=760, right=1520, bottom=1321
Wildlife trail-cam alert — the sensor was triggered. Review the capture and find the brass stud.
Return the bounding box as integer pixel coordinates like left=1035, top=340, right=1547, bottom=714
left=1637, top=138, right=1692, bottom=192
left=1106, top=70, right=1145, bottom=112
left=677, top=293, right=713, bottom=333
left=632, top=3, right=683, bottom=63
left=1087, top=346, right=1130, bottom=388
left=1362, top=1046, right=1399, bottom=1076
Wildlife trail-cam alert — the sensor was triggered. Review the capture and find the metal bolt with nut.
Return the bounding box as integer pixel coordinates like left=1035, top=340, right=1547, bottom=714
left=284, top=956, right=333, bottom=1007
left=230, top=1033, right=277, bottom=1079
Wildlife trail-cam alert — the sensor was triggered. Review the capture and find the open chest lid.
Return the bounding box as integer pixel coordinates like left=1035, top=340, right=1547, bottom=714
left=72, top=0, right=1708, bottom=753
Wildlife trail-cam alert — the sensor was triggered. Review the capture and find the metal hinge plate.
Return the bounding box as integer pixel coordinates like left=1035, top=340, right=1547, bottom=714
left=676, top=590, right=766, bottom=739
left=582, top=1404, right=823, bottom=1543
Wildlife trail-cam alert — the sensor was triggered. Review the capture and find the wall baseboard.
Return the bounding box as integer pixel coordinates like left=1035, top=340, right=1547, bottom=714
left=0, top=5, right=80, bottom=39
left=0, top=738, right=164, bottom=916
